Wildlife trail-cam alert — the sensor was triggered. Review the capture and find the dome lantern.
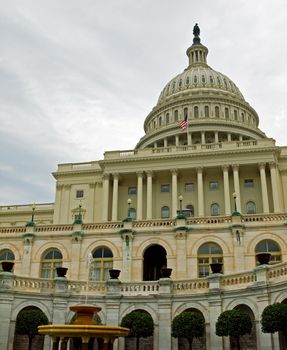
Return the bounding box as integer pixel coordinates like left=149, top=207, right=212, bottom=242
left=186, top=23, right=208, bottom=68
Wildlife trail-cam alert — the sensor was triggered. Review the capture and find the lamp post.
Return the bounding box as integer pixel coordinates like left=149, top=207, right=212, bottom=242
left=127, top=198, right=132, bottom=219
left=233, top=192, right=237, bottom=212
left=31, top=203, right=36, bottom=223
left=178, top=195, right=183, bottom=215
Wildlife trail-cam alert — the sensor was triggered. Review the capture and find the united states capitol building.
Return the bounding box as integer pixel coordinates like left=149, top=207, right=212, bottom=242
left=1, top=25, right=287, bottom=350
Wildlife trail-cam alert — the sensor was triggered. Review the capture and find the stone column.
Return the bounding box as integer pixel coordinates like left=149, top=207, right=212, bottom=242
left=175, top=231, right=187, bottom=279
left=222, top=165, right=231, bottom=215
left=63, top=184, right=71, bottom=223
left=146, top=171, right=153, bottom=219
left=214, top=131, right=219, bottom=143
left=164, top=138, right=168, bottom=147
left=187, top=132, right=192, bottom=145
left=270, top=162, right=280, bottom=213
left=232, top=164, right=241, bottom=213
left=137, top=172, right=143, bottom=220
left=53, top=184, right=64, bottom=223
left=158, top=300, right=172, bottom=350
left=201, top=131, right=205, bottom=144
left=258, top=163, right=269, bottom=213
left=175, top=135, right=179, bottom=146
left=171, top=169, right=178, bottom=217
left=21, top=232, right=35, bottom=276
left=197, top=167, right=204, bottom=216
left=102, top=174, right=110, bottom=221
left=0, top=274, right=14, bottom=350
left=89, top=182, right=97, bottom=222
left=112, top=174, right=119, bottom=221
left=227, top=133, right=231, bottom=141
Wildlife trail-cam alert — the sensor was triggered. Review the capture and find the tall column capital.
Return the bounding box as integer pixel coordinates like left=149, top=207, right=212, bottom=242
left=103, top=173, right=110, bottom=180
left=136, top=171, right=144, bottom=177
left=56, top=184, right=64, bottom=190
left=258, top=162, right=266, bottom=170
left=222, top=164, right=229, bottom=172
left=269, top=161, right=277, bottom=169
left=112, top=173, right=119, bottom=179
left=171, top=168, right=178, bottom=175
left=196, top=166, right=203, bottom=173
left=146, top=170, right=153, bottom=177
left=232, top=164, right=239, bottom=171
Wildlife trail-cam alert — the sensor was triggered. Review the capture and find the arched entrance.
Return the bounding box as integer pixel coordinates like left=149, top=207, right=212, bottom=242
left=230, top=305, right=257, bottom=350
left=143, top=244, right=167, bottom=281
left=13, top=306, right=48, bottom=350
left=177, top=308, right=206, bottom=350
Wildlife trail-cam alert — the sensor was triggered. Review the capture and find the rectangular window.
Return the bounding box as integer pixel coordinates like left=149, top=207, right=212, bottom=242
left=209, top=181, right=219, bottom=190
left=161, top=184, right=170, bottom=193
left=128, top=187, right=137, bottom=195
left=76, top=190, right=84, bottom=198
left=185, top=183, right=194, bottom=192
left=244, top=179, right=254, bottom=188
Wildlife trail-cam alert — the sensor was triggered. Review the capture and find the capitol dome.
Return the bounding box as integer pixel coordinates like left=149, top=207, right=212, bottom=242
left=136, top=24, right=266, bottom=149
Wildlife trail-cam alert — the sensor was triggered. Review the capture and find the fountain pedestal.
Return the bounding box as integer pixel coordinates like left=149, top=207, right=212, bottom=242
left=39, top=304, right=129, bottom=350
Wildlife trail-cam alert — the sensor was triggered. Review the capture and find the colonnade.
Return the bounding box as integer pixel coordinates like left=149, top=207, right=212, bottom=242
left=102, top=162, right=281, bottom=221
left=153, top=130, right=246, bottom=148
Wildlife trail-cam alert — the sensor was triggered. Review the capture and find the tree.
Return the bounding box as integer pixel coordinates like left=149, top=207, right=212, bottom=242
left=120, top=310, right=154, bottom=350
left=15, top=308, right=49, bottom=350
left=261, top=303, right=287, bottom=344
left=171, top=311, right=205, bottom=350
left=216, top=309, right=252, bottom=350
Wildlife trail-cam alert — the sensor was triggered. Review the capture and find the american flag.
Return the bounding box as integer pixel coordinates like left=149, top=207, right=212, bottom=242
left=179, top=111, right=188, bottom=130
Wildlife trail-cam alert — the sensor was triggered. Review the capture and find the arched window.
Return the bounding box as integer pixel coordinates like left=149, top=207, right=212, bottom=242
left=161, top=206, right=170, bottom=218
left=90, top=247, right=113, bottom=281
left=41, top=248, right=63, bottom=278
left=174, top=110, right=178, bottom=122
left=215, top=106, right=220, bottom=118
left=204, top=106, right=209, bottom=118
left=234, top=110, right=238, bottom=121
left=198, top=242, right=223, bottom=277
left=225, top=107, right=230, bottom=119
left=129, top=208, right=136, bottom=220
left=211, top=203, right=220, bottom=216
left=255, top=239, right=281, bottom=264
left=246, top=201, right=256, bottom=214
left=241, top=112, right=245, bottom=122
left=184, top=108, right=188, bottom=119
left=143, top=245, right=167, bottom=281
left=186, top=204, right=194, bottom=217
left=166, top=113, right=169, bottom=124
left=0, top=249, right=15, bottom=271
left=194, top=106, right=199, bottom=119
left=159, top=116, right=162, bottom=126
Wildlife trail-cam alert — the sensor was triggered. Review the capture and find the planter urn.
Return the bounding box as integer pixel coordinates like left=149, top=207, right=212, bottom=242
left=256, top=253, right=271, bottom=265
left=109, top=269, right=121, bottom=279
left=1, top=261, right=14, bottom=273
left=210, top=263, right=223, bottom=274
left=56, top=267, right=68, bottom=278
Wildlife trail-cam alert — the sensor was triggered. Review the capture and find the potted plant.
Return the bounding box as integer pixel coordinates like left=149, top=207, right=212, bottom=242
left=210, top=263, right=223, bottom=274
left=256, top=253, right=271, bottom=265
left=56, top=267, right=68, bottom=278
left=161, top=268, right=173, bottom=278
left=109, top=269, right=121, bottom=279
left=1, top=261, right=14, bottom=272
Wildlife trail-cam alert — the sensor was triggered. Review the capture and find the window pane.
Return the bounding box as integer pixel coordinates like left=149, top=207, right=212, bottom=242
left=161, top=206, right=170, bottom=218
left=244, top=179, right=254, bottom=188
left=103, top=248, right=113, bottom=258
left=209, top=181, right=219, bottom=190
left=76, top=190, right=84, bottom=198
left=161, top=184, right=170, bottom=193
left=185, top=183, right=194, bottom=192
left=128, top=187, right=137, bottom=195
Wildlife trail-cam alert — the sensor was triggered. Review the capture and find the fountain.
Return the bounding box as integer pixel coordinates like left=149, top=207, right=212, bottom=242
left=38, top=303, right=129, bottom=350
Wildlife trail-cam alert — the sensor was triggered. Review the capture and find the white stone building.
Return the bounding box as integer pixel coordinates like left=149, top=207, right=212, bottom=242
left=1, top=25, right=287, bottom=350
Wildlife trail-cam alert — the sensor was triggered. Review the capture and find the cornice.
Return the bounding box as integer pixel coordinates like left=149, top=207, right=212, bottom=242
left=52, top=168, right=102, bottom=178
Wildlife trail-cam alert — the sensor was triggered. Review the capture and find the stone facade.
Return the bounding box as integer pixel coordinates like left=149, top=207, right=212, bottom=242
left=1, top=26, right=287, bottom=350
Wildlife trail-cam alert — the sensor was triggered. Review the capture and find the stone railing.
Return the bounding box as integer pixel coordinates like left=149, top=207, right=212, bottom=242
left=121, top=281, right=159, bottom=296
left=221, top=271, right=256, bottom=288
left=132, top=219, right=175, bottom=228
left=82, top=222, right=124, bottom=230
left=35, top=225, right=73, bottom=232
left=186, top=216, right=232, bottom=225
left=104, top=138, right=275, bottom=160
left=67, top=280, right=106, bottom=294
left=242, top=213, right=287, bottom=223
left=173, top=279, right=209, bottom=294
left=13, top=276, right=55, bottom=292
left=0, top=203, right=54, bottom=211
left=0, top=227, right=26, bottom=234
left=268, top=261, right=287, bottom=279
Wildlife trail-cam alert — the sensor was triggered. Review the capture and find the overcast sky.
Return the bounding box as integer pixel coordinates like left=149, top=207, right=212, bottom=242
left=0, top=0, right=287, bottom=205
